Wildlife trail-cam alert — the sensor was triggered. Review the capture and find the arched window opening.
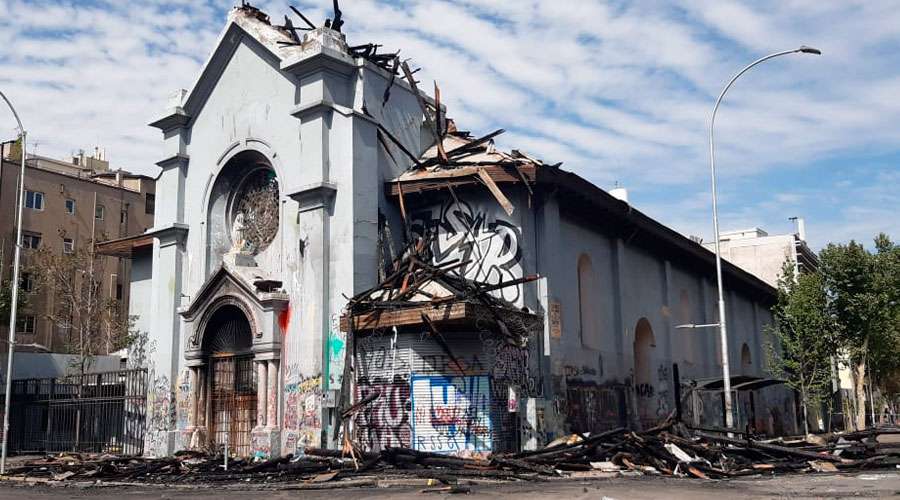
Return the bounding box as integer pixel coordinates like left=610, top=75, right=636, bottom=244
left=577, top=254, right=600, bottom=349
left=633, top=318, right=657, bottom=429
left=741, top=343, right=752, bottom=374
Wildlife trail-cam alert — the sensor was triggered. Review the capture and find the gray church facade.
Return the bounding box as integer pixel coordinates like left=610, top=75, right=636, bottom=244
left=107, top=5, right=795, bottom=459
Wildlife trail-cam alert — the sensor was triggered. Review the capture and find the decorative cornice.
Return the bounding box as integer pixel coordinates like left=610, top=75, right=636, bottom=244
left=156, top=153, right=190, bottom=171
left=146, top=223, right=189, bottom=246
left=279, top=27, right=356, bottom=77
left=288, top=182, right=337, bottom=213
left=149, top=107, right=191, bottom=132
left=290, top=99, right=349, bottom=120
left=289, top=99, right=378, bottom=126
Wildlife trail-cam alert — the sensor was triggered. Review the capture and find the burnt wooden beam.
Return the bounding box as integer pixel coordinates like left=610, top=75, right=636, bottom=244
left=290, top=5, right=318, bottom=29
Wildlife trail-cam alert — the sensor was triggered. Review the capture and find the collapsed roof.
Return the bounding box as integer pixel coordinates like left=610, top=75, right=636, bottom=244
left=150, top=2, right=777, bottom=304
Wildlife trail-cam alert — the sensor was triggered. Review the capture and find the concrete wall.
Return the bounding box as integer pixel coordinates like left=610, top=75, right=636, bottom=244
left=401, top=185, right=787, bottom=438
left=709, top=234, right=795, bottom=288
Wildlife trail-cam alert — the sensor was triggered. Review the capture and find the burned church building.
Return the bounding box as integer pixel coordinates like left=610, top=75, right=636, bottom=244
left=104, top=4, right=795, bottom=459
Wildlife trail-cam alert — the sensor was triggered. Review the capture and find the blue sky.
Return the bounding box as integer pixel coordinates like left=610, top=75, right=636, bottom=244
left=0, top=0, right=898, bottom=250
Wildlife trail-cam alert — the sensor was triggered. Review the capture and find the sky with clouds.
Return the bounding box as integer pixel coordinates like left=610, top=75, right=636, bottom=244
left=0, top=0, right=898, bottom=250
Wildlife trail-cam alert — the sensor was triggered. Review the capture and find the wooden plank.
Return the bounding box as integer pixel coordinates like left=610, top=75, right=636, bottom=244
left=344, top=302, right=540, bottom=335
left=433, top=81, right=448, bottom=164
left=341, top=302, right=470, bottom=331
left=397, top=181, right=408, bottom=225
left=401, top=61, right=438, bottom=153
left=477, top=169, right=515, bottom=216
left=386, top=165, right=536, bottom=196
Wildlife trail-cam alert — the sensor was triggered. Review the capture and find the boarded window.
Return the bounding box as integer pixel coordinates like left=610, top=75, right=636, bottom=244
left=577, top=253, right=600, bottom=350
left=741, top=343, right=752, bottom=374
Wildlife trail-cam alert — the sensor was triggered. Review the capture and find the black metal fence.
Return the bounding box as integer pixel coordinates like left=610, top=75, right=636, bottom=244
left=6, top=368, right=147, bottom=455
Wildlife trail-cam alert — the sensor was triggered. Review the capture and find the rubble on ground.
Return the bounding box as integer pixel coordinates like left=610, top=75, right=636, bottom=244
left=7, top=424, right=898, bottom=487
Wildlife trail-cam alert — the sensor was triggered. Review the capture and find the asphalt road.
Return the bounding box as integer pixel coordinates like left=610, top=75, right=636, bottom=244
left=1, top=471, right=899, bottom=499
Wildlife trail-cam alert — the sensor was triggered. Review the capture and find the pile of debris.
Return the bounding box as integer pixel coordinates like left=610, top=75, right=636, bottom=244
left=8, top=424, right=898, bottom=487
left=503, top=422, right=900, bottom=480
left=343, top=231, right=540, bottom=348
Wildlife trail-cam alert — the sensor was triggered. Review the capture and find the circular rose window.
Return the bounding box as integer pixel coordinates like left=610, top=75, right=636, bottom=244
left=230, top=167, right=279, bottom=255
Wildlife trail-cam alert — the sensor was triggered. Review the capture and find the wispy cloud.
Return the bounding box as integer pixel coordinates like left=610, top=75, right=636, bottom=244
left=0, top=0, right=897, bottom=250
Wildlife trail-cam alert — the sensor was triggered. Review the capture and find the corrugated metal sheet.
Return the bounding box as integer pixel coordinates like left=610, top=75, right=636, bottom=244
left=354, top=330, right=522, bottom=455
left=411, top=374, right=496, bottom=454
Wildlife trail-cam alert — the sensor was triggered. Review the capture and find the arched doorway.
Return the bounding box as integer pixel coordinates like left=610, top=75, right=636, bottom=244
left=203, top=304, right=257, bottom=456
left=633, top=318, right=656, bottom=429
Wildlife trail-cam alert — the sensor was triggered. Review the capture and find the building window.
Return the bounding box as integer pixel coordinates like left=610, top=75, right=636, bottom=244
left=16, top=315, right=35, bottom=334
left=21, top=272, right=33, bottom=293
left=145, top=193, right=155, bottom=215
left=120, top=209, right=128, bottom=224
left=95, top=204, right=105, bottom=220
left=116, top=284, right=123, bottom=300
left=25, top=190, right=44, bottom=210
left=63, top=237, right=75, bottom=254
left=22, top=232, right=41, bottom=249
left=65, top=198, right=76, bottom=214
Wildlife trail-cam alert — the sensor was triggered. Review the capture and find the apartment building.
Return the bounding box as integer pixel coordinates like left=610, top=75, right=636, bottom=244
left=0, top=142, right=155, bottom=352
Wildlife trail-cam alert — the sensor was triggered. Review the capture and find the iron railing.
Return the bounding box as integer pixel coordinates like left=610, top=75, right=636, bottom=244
left=6, top=368, right=147, bottom=455
left=210, top=355, right=256, bottom=457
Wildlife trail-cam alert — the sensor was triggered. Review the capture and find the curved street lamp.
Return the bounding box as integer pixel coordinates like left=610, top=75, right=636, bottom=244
left=709, top=46, right=820, bottom=431
left=0, top=89, right=26, bottom=475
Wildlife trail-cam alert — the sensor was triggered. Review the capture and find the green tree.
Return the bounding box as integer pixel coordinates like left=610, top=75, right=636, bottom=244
left=765, top=263, right=837, bottom=434
left=28, top=238, right=137, bottom=375
left=819, top=234, right=900, bottom=430
left=0, top=276, right=28, bottom=327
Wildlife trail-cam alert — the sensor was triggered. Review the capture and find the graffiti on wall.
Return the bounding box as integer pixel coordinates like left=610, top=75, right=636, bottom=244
left=655, top=364, right=671, bottom=419
left=146, top=373, right=174, bottom=456
left=251, top=431, right=271, bottom=460
left=484, top=337, right=539, bottom=397
left=411, top=374, right=493, bottom=454
left=411, top=199, right=523, bottom=304
left=325, top=314, right=346, bottom=391
left=355, top=380, right=411, bottom=450
left=282, top=370, right=322, bottom=454
left=566, top=382, right=627, bottom=433
left=175, top=368, right=192, bottom=430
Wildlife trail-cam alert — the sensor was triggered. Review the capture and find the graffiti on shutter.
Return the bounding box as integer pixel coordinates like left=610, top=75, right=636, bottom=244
left=410, top=374, right=493, bottom=454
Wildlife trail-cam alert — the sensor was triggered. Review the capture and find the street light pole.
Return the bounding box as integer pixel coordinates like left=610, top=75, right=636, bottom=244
left=709, top=46, right=820, bottom=430
left=0, top=89, right=26, bottom=475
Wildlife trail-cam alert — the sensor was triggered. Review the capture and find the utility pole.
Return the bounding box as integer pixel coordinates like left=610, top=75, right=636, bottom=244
left=0, top=89, right=27, bottom=475
left=706, top=46, right=820, bottom=430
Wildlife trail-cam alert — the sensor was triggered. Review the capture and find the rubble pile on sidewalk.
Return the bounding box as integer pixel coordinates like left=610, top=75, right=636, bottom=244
left=7, top=424, right=899, bottom=486
left=505, top=422, right=900, bottom=479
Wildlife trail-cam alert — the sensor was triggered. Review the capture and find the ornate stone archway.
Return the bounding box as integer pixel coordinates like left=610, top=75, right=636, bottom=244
left=180, top=268, right=287, bottom=458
